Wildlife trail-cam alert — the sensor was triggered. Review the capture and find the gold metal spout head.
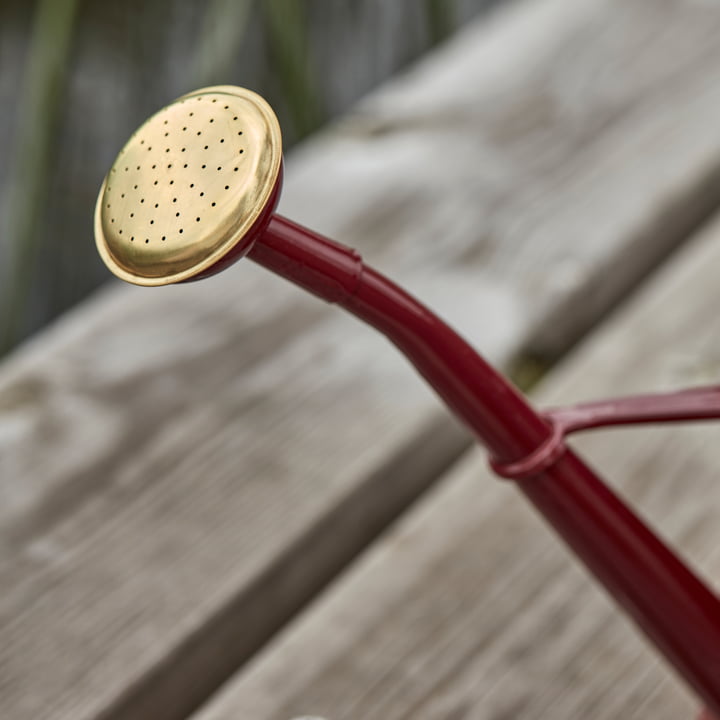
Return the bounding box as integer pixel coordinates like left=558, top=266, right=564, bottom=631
left=95, top=86, right=282, bottom=286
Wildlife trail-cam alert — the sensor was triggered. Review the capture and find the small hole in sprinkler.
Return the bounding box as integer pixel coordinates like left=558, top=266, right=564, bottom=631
left=199, top=191, right=204, bottom=196
left=165, top=148, right=170, bottom=153
left=217, top=166, right=222, bottom=171
left=150, top=220, right=154, bottom=225
left=145, top=239, right=149, bottom=244
left=209, top=118, right=214, bottom=123
left=238, top=149, right=244, bottom=154
left=201, top=164, right=206, bottom=169
left=136, top=166, right=140, bottom=170
left=224, top=105, right=229, bottom=109
left=111, top=218, right=115, bottom=223
left=161, top=236, right=166, bottom=241
left=154, top=203, right=159, bottom=208
left=190, top=112, right=194, bottom=116
left=234, top=167, right=238, bottom=172
left=131, top=236, right=135, bottom=241
left=173, top=198, right=177, bottom=203
left=197, top=131, right=201, bottom=136
left=133, top=184, right=138, bottom=189
left=130, top=212, right=135, bottom=218
left=233, top=116, right=238, bottom=121
left=140, top=140, right=145, bottom=145
left=179, top=228, right=184, bottom=234
left=176, top=212, right=180, bottom=217
left=204, top=145, right=208, bottom=150
left=140, top=198, right=145, bottom=203
left=119, top=229, right=123, bottom=235
left=148, top=146, right=152, bottom=151
left=121, top=193, right=125, bottom=197
left=190, top=183, right=195, bottom=188
left=211, top=202, right=216, bottom=207
left=225, top=185, right=229, bottom=190
left=124, top=167, right=128, bottom=171
left=164, top=132, right=169, bottom=137
left=168, top=164, right=172, bottom=168
left=181, top=148, right=186, bottom=152
left=163, top=120, right=168, bottom=125
left=169, top=180, right=174, bottom=185
left=153, top=180, right=158, bottom=185
left=182, top=127, right=187, bottom=131
left=183, top=163, right=188, bottom=168
left=152, top=164, right=157, bottom=169
left=196, top=217, right=200, bottom=222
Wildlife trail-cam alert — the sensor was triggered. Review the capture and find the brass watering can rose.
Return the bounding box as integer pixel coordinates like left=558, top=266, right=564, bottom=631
left=95, top=86, right=282, bottom=286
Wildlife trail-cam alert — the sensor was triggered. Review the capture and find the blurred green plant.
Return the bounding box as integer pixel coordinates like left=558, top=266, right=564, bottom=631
left=192, top=0, right=255, bottom=87
left=0, top=0, right=483, bottom=357
left=424, top=0, right=455, bottom=45
left=262, top=0, right=324, bottom=139
left=0, top=0, right=80, bottom=354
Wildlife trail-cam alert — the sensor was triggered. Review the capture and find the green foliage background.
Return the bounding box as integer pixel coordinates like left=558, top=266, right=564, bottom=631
left=0, top=0, right=501, bottom=356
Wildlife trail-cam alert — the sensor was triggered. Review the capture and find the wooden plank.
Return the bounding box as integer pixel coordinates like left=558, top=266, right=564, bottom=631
left=192, top=178, right=720, bottom=720
left=4, top=0, right=720, bottom=718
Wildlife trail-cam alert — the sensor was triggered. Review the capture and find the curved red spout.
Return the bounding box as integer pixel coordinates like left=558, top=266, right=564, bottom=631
left=248, top=215, right=720, bottom=715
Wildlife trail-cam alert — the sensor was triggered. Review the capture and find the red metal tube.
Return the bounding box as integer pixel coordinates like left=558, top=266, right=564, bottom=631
left=250, top=215, right=720, bottom=714
left=520, top=453, right=720, bottom=709
left=546, top=385, right=720, bottom=434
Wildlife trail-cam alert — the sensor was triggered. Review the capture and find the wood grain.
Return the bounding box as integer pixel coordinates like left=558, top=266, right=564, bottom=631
left=193, top=168, right=720, bottom=720
left=4, top=0, right=720, bottom=718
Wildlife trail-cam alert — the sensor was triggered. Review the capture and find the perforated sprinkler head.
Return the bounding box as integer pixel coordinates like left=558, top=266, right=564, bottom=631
left=95, top=86, right=283, bottom=286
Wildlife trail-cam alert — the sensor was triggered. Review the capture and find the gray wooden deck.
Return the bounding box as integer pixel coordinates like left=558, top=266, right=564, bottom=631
left=2, top=0, right=720, bottom=718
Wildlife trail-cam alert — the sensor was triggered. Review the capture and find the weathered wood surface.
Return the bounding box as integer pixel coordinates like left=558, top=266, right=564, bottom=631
left=193, top=185, right=720, bottom=720
left=4, top=0, right=720, bottom=718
